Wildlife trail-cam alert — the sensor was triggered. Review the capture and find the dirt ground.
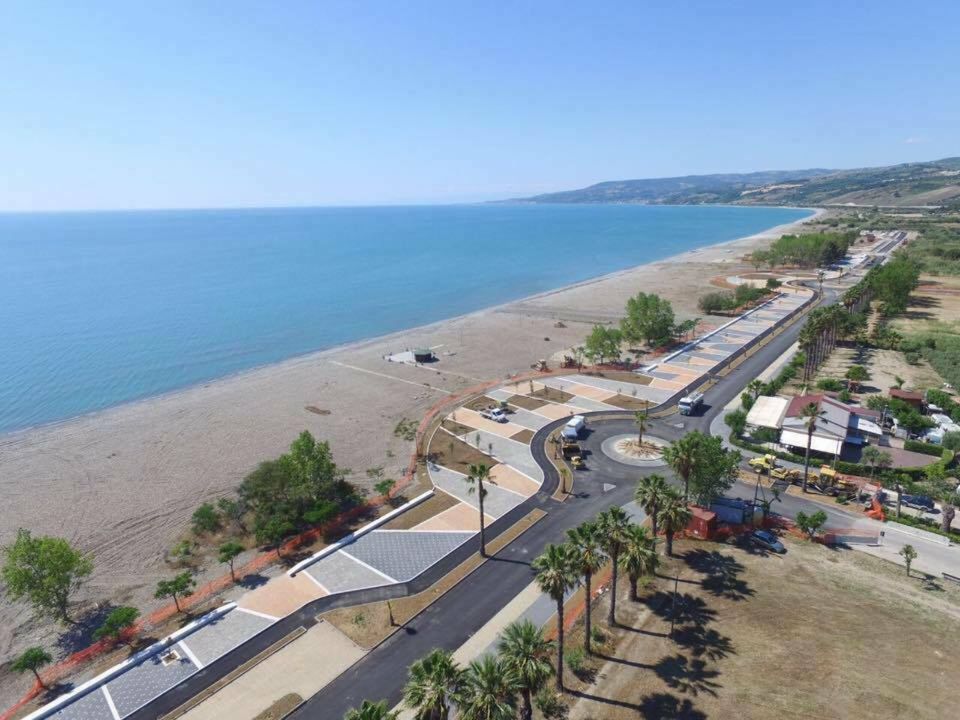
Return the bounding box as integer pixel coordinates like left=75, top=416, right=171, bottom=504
left=561, top=536, right=960, bottom=720
left=813, top=345, right=943, bottom=399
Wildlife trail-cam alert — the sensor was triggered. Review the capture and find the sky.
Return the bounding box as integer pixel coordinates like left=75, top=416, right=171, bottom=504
left=1, top=1, right=957, bottom=210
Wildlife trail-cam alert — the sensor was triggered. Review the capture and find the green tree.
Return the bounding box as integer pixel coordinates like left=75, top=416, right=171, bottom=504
left=634, top=409, right=649, bottom=446
left=663, top=433, right=701, bottom=500
left=566, top=522, right=606, bottom=655
left=458, top=655, right=518, bottom=720
left=497, top=620, right=554, bottom=720
left=899, top=544, right=917, bottom=576
left=218, top=541, right=245, bottom=581
left=634, top=474, right=671, bottom=547
left=465, top=464, right=491, bottom=557
left=217, top=497, right=248, bottom=533
left=256, top=514, right=296, bottom=558
left=583, top=325, right=622, bottom=365
left=688, top=435, right=741, bottom=506
left=845, top=365, right=869, bottom=393
left=746, top=379, right=764, bottom=400
left=620, top=292, right=675, bottom=347
left=532, top=544, right=579, bottom=692
left=403, top=648, right=463, bottom=720
left=795, top=510, right=827, bottom=540
left=154, top=572, right=195, bottom=613
left=725, top=408, right=747, bottom=437
left=597, top=507, right=631, bottom=627
left=93, top=606, right=140, bottom=644
left=942, top=432, right=960, bottom=452
left=1, top=529, right=93, bottom=622
left=619, top=525, right=657, bottom=601
left=799, top=402, right=826, bottom=493
left=11, top=647, right=52, bottom=689
left=191, top=503, right=221, bottom=534
left=344, top=700, right=398, bottom=720
left=656, top=489, right=692, bottom=557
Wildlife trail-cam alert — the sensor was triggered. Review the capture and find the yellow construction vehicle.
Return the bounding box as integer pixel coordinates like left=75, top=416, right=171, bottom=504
left=814, top=466, right=856, bottom=497
left=771, top=466, right=800, bottom=482
left=560, top=439, right=585, bottom=470
left=748, top=454, right=778, bottom=473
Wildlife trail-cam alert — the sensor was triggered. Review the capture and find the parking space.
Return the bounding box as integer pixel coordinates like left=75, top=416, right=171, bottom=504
left=429, top=464, right=528, bottom=518
left=345, top=530, right=474, bottom=582
left=178, top=608, right=274, bottom=668
left=104, top=647, right=197, bottom=718
left=304, top=548, right=395, bottom=594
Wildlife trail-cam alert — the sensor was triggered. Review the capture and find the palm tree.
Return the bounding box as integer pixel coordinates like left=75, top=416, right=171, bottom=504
left=663, top=433, right=702, bottom=500
left=799, top=402, right=826, bottom=493
left=403, top=648, right=463, bottom=720
left=465, top=463, right=491, bottom=557
left=746, top=379, right=764, bottom=400
left=344, top=700, right=398, bottom=720
left=634, top=474, right=670, bottom=547
left=566, top=522, right=606, bottom=655
left=634, top=409, right=649, bottom=446
left=598, top=507, right=631, bottom=627
left=458, top=655, right=518, bottom=720
left=532, top=544, right=579, bottom=692
left=862, top=446, right=882, bottom=478
left=656, top=489, right=692, bottom=557
left=817, top=269, right=826, bottom=294
left=497, top=620, right=554, bottom=720
left=619, top=525, right=657, bottom=601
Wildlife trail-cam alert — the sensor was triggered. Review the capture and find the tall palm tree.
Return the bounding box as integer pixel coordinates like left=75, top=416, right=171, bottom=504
left=598, top=507, right=632, bottom=627
left=344, top=700, right=398, bottom=720
left=465, top=463, right=491, bottom=557
left=746, top=379, right=764, bottom=400
left=458, top=656, right=518, bottom=720
left=497, top=620, right=554, bottom=720
left=663, top=433, right=702, bottom=500
left=634, top=474, right=670, bottom=547
left=403, top=648, right=463, bottom=720
left=634, top=409, right=649, bottom=446
left=566, top=522, right=606, bottom=655
left=619, top=525, right=657, bottom=601
left=799, top=402, right=826, bottom=493
left=532, top=544, right=579, bottom=692
left=656, top=489, right=692, bottom=557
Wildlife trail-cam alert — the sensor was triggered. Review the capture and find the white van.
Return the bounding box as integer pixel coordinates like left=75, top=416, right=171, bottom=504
left=562, top=415, right=586, bottom=440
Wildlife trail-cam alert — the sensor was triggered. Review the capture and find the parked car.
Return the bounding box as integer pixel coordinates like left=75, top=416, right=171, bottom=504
left=902, top=494, right=936, bottom=512
left=482, top=408, right=508, bottom=423
left=750, top=529, right=786, bottom=554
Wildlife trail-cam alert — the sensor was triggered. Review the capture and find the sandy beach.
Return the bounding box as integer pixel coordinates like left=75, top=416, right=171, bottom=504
left=0, top=208, right=822, bottom=696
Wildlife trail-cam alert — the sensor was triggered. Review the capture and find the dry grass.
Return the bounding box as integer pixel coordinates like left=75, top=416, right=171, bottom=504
left=581, top=370, right=653, bottom=386
left=508, top=394, right=549, bottom=411
left=463, top=395, right=499, bottom=412
left=380, top=491, right=459, bottom=530
left=511, top=428, right=536, bottom=444
left=561, top=537, right=960, bottom=720
left=321, top=509, right=546, bottom=648
left=604, top=394, right=654, bottom=411
left=441, top=418, right=475, bottom=437
left=531, top=387, right=575, bottom=404
left=251, top=693, right=302, bottom=720
left=429, top=430, right=492, bottom=474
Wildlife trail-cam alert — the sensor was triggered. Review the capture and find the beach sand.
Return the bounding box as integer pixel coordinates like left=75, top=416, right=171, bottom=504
left=0, top=208, right=822, bottom=697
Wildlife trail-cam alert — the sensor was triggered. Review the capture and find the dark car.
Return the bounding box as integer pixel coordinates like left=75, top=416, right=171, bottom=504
left=902, top=494, right=936, bottom=512
left=750, top=529, right=786, bottom=554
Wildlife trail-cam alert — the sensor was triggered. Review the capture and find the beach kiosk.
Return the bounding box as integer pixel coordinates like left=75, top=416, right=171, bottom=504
left=413, top=348, right=435, bottom=363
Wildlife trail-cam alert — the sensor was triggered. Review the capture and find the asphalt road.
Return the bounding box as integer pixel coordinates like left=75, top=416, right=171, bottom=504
left=290, top=283, right=853, bottom=719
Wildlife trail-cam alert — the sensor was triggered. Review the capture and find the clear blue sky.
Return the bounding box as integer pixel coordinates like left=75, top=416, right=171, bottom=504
left=1, top=1, right=957, bottom=210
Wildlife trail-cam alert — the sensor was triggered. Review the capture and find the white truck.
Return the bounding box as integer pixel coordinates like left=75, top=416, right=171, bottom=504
left=561, top=415, right=586, bottom=440
left=482, top=408, right=508, bottom=423
left=678, top=391, right=704, bottom=416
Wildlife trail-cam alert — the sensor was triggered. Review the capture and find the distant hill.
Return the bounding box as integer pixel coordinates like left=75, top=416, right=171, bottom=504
left=515, top=157, right=960, bottom=208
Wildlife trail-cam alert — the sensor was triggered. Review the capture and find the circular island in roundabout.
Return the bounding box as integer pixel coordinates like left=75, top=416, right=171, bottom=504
left=599, top=433, right=669, bottom=467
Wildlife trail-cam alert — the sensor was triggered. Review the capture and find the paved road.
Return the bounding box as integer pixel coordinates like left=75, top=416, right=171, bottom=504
left=290, top=283, right=850, bottom=719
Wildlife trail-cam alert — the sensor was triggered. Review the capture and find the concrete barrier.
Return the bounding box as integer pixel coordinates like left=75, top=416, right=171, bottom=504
left=884, top=521, right=952, bottom=547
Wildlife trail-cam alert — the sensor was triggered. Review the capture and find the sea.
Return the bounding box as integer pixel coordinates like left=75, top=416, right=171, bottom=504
left=0, top=204, right=810, bottom=434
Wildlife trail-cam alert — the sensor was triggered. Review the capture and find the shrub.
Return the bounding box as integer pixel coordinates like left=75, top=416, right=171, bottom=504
left=740, top=392, right=754, bottom=411
left=725, top=409, right=747, bottom=437
left=904, top=439, right=947, bottom=457
left=303, top=500, right=339, bottom=526
left=943, top=431, right=960, bottom=452
left=816, top=378, right=843, bottom=392
left=905, top=351, right=921, bottom=365
left=766, top=278, right=782, bottom=289
left=191, top=503, right=221, bottom=534
left=565, top=647, right=585, bottom=673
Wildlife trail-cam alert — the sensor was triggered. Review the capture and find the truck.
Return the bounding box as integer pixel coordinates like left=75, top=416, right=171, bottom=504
left=678, top=391, right=704, bottom=416
left=481, top=407, right=508, bottom=423
left=710, top=497, right=752, bottom=525
left=560, top=439, right=585, bottom=469
left=561, top=415, right=586, bottom=440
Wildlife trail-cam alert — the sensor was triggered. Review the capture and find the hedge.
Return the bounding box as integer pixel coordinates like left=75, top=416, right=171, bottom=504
left=904, top=438, right=946, bottom=457
left=886, top=512, right=960, bottom=543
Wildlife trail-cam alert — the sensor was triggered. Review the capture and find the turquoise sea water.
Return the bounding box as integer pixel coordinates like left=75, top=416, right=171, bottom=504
left=0, top=204, right=809, bottom=434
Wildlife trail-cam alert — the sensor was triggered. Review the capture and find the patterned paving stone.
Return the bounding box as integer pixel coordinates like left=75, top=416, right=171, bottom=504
left=49, top=687, right=113, bottom=720
left=105, top=646, right=196, bottom=718
left=429, top=464, right=526, bottom=518
left=504, top=407, right=552, bottom=431
left=470, top=428, right=543, bottom=481
left=178, top=608, right=273, bottom=667
left=304, top=548, right=394, bottom=593
left=346, top=530, right=473, bottom=582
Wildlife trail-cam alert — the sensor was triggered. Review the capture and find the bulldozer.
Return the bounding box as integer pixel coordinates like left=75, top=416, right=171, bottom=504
left=560, top=438, right=585, bottom=470
left=771, top=466, right=800, bottom=482
left=748, top=454, right=778, bottom=473
left=812, top=466, right=856, bottom=498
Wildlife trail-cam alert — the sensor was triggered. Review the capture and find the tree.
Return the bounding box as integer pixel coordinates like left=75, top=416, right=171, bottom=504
left=795, top=510, right=827, bottom=540
left=566, top=522, right=606, bottom=655
left=688, top=435, right=741, bottom=506
left=663, top=433, right=701, bottom=500
left=893, top=375, right=905, bottom=390
left=403, top=648, right=463, bottom=720
left=497, top=620, right=554, bottom=720
left=217, top=497, right=248, bottom=533
left=465, top=464, right=491, bottom=557
left=942, top=432, right=960, bottom=452
left=621, top=292, right=675, bottom=347
left=583, top=325, right=622, bottom=365
left=634, top=474, right=671, bottom=547
left=93, top=606, right=140, bottom=644
left=598, top=507, right=631, bottom=627
left=532, top=544, right=578, bottom=692
left=899, top=544, right=918, bottom=576
left=11, top=647, right=52, bottom=688
left=191, top=503, right=221, bottom=534
left=344, top=700, right=398, bottom=720
left=746, top=379, right=764, bottom=400
left=619, top=525, right=657, bottom=601
left=799, top=402, right=826, bottom=493
left=458, top=655, right=518, bottom=720
left=218, top=541, right=245, bottom=581
left=154, top=572, right=195, bottom=613
left=656, top=490, right=692, bottom=557
left=256, top=515, right=295, bottom=558
left=634, top=410, right=649, bottom=446
left=1, top=529, right=93, bottom=623
left=845, top=365, right=869, bottom=393
left=725, top=408, right=747, bottom=438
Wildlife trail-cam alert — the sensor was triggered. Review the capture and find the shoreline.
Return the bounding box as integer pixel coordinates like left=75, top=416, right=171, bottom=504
left=0, top=206, right=820, bottom=443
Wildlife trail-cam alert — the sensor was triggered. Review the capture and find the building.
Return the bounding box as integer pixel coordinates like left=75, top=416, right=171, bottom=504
left=889, top=388, right=924, bottom=409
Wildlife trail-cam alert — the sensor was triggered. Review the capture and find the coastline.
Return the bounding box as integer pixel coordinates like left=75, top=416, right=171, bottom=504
left=0, top=206, right=822, bottom=691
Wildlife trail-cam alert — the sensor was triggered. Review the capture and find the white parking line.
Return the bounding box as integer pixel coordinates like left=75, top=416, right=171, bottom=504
left=235, top=606, right=280, bottom=622
left=301, top=569, right=331, bottom=593
left=178, top=640, right=205, bottom=669
left=340, top=550, right=398, bottom=583
left=102, top=686, right=121, bottom=720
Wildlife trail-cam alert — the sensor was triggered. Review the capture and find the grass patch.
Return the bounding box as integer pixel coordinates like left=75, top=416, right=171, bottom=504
left=430, top=431, right=492, bottom=474
left=530, top=386, right=574, bottom=403
left=252, top=693, right=303, bottom=720
left=463, top=395, right=499, bottom=412
left=507, top=394, right=548, bottom=411
left=441, top=418, right=474, bottom=437
left=604, top=393, right=654, bottom=411
left=510, top=428, right=536, bottom=444
left=380, top=491, right=459, bottom=530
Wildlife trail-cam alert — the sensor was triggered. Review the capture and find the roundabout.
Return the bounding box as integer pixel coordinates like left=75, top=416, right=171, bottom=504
left=600, top=432, right=669, bottom=467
